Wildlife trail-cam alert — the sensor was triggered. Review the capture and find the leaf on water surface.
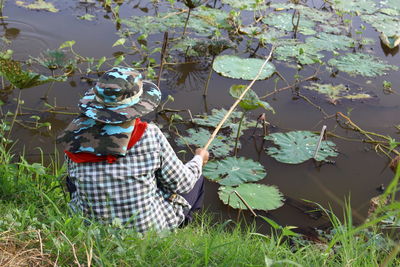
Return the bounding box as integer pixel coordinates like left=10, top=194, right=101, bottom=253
left=270, top=3, right=335, bottom=23
left=204, top=157, right=266, bottom=186
left=212, top=55, right=275, bottom=80
left=193, top=108, right=245, bottom=129
left=218, top=184, right=284, bottom=211
left=331, top=0, right=378, bottom=14
left=274, top=41, right=324, bottom=65
left=304, top=82, right=372, bottom=104
left=265, top=131, right=338, bottom=164
left=0, top=58, right=67, bottom=89
left=256, top=28, right=287, bottom=45
left=229, top=84, right=275, bottom=112
left=328, top=53, right=398, bottom=77
left=222, top=0, right=269, bottom=11
left=16, top=0, right=59, bottom=12
left=79, top=14, right=95, bottom=21
left=361, top=12, right=400, bottom=48
left=121, top=13, right=185, bottom=35
left=177, top=128, right=235, bottom=158
left=262, top=12, right=316, bottom=36
left=189, top=7, right=232, bottom=34
left=34, top=49, right=74, bottom=70
left=305, top=33, right=355, bottom=52
left=381, top=0, right=400, bottom=11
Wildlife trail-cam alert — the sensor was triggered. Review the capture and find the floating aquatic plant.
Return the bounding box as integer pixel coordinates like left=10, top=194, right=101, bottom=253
left=212, top=55, right=275, bottom=80
left=218, top=183, right=284, bottom=211
left=331, top=0, right=378, bottom=14
left=262, top=12, right=316, bottom=36
left=274, top=41, right=324, bottom=65
left=328, top=53, right=398, bottom=77
left=16, top=0, right=59, bottom=12
left=33, top=49, right=74, bottom=70
left=0, top=58, right=66, bottom=89
left=305, top=33, right=355, bottom=52
left=182, top=0, right=202, bottom=36
left=304, top=82, right=372, bottom=104
left=265, top=131, right=338, bottom=164
left=229, top=84, right=274, bottom=112
left=222, top=0, right=269, bottom=11
left=203, top=157, right=266, bottom=186
left=177, top=128, right=235, bottom=158
left=361, top=12, right=400, bottom=48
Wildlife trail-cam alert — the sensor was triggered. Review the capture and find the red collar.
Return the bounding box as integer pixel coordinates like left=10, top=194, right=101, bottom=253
left=65, top=118, right=148, bottom=164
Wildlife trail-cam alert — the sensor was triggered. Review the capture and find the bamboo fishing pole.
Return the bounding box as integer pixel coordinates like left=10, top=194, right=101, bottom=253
left=202, top=47, right=275, bottom=150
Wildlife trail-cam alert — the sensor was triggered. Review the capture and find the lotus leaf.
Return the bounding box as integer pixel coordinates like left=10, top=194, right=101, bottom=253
left=382, top=0, right=400, bottom=11
left=177, top=128, right=235, bottom=158
left=306, top=33, right=355, bottom=52
left=274, top=42, right=324, bottom=65
left=256, top=29, right=287, bottom=45
left=304, top=82, right=372, bottom=104
left=121, top=13, right=184, bottom=35
left=222, top=0, right=269, bottom=11
left=193, top=108, right=243, bottom=128
left=16, top=0, right=58, bottom=12
left=189, top=7, right=232, bottom=34
left=361, top=13, right=400, bottom=40
left=265, top=131, right=338, bottom=164
left=218, top=184, right=284, bottom=211
left=270, top=3, right=334, bottom=23
left=328, top=53, right=398, bottom=77
left=204, top=157, right=266, bottom=186
left=262, top=12, right=316, bottom=36
left=212, top=55, right=275, bottom=80
left=229, top=85, right=275, bottom=112
left=332, top=0, right=378, bottom=14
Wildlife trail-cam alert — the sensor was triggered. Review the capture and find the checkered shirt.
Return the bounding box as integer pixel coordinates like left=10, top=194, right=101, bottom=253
left=66, top=123, right=203, bottom=233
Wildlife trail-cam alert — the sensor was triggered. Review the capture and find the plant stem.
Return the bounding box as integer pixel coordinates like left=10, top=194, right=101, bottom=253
left=157, top=32, right=169, bottom=88
left=203, top=55, right=215, bottom=96
left=182, top=8, right=191, bottom=37
left=234, top=111, right=246, bottom=157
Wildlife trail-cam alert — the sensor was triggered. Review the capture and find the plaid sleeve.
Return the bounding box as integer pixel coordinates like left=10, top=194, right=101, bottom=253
left=154, top=126, right=202, bottom=194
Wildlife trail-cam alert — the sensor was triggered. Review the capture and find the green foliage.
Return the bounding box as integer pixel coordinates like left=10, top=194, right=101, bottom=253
left=218, top=183, right=284, bottom=210
left=222, top=0, right=269, bottom=11
left=328, top=53, right=398, bottom=77
left=362, top=12, right=400, bottom=38
left=229, top=84, right=274, bottom=112
left=0, top=58, right=67, bottom=89
left=193, top=108, right=244, bottom=129
left=265, top=131, right=338, bottom=164
left=177, top=128, right=235, bottom=158
left=212, top=55, right=276, bottom=80
left=16, top=0, right=59, bottom=12
left=304, top=82, right=372, bottom=103
left=262, top=12, right=316, bottom=36
left=332, top=0, right=378, bottom=14
left=34, top=49, right=74, bottom=70
left=274, top=41, right=324, bottom=65
left=203, top=157, right=266, bottom=186
left=305, top=33, right=355, bottom=51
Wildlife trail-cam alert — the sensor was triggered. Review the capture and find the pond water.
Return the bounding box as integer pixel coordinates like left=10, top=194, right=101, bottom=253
left=1, top=0, right=399, bottom=233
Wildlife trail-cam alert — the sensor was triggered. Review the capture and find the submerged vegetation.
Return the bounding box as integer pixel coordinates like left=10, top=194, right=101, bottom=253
left=1, top=0, right=400, bottom=265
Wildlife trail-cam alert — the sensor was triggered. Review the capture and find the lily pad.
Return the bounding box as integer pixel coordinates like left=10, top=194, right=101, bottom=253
left=274, top=41, right=324, bottom=65
left=262, top=12, right=316, bottom=36
left=304, top=82, right=372, bottom=104
left=328, top=53, right=398, bottom=77
left=229, top=84, right=275, bottom=112
left=332, top=0, right=378, bottom=14
left=218, top=184, right=284, bottom=211
left=204, top=157, right=266, bottom=186
left=16, top=0, right=59, bottom=12
left=361, top=12, right=400, bottom=43
left=121, top=12, right=184, bottom=35
left=222, top=0, right=269, bottom=11
left=213, top=55, right=275, bottom=80
left=306, top=33, right=355, bottom=51
left=189, top=7, right=232, bottom=34
left=177, top=128, right=235, bottom=158
left=265, top=131, right=338, bottom=164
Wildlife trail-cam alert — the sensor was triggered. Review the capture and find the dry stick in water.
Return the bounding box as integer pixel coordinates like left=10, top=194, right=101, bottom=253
left=157, top=32, right=169, bottom=88
left=203, top=48, right=274, bottom=150
left=234, top=190, right=258, bottom=217
left=313, top=125, right=327, bottom=160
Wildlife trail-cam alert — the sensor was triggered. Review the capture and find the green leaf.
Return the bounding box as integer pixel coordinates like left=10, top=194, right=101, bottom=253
left=265, top=131, right=338, bottom=164
left=332, top=0, right=378, bottom=14
left=193, top=108, right=243, bottom=129
left=112, top=38, right=126, bottom=47
left=59, top=40, right=76, bottom=49
left=305, top=33, right=355, bottom=52
left=361, top=12, right=400, bottom=38
left=213, top=55, right=275, bottom=80
left=177, top=128, right=235, bottom=158
left=96, top=56, right=107, bottom=70
left=262, top=12, right=316, bottom=36
left=229, top=85, right=274, bottom=112
left=328, top=53, right=398, bottom=77
left=274, top=40, right=324, bottom=65
left=203, top=157, right=267, bottom=186
left=113, top=55, right=125, bottom=66
left=79, top=14, right=95, bottom=21
left=218, top=184, right=284, bottom=211
left=304, top=82, right=372, bottom=103
left=16, top=0, right=59, bottom=12
left=222, top=0, right=269, bottom=11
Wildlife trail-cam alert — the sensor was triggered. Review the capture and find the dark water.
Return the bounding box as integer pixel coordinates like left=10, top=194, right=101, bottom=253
left=1, top=0, right=399, bottom=232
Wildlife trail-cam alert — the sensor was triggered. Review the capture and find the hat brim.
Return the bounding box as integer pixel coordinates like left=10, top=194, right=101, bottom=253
left=79, top=81, right=161, bottom=124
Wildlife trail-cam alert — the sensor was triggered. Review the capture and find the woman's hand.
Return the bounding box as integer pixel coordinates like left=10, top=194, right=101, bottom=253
left=195, top=148, right=209, bottom=166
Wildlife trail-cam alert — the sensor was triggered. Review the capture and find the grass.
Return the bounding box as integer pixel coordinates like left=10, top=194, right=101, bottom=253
left=0, top=119, right=399, bottom=266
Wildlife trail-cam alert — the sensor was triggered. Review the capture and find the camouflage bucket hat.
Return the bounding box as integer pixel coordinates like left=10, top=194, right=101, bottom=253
left=79, top=67, right=161, bottom=124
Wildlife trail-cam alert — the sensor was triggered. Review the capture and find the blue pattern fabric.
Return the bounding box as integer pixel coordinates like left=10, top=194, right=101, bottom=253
left=66, top=123, right=203, bottom=232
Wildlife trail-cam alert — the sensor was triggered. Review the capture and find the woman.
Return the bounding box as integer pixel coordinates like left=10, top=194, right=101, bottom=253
left=58, top=67, right=209, bottom=233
